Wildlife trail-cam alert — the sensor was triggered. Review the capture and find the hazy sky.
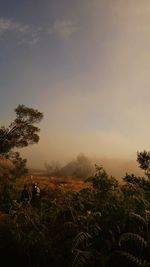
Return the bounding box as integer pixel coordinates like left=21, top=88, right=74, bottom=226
left=0, top=0, right=150, bottom=170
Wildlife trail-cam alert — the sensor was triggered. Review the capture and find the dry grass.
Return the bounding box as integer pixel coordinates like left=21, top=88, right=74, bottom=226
left=17, top=174, right=91, bottom=193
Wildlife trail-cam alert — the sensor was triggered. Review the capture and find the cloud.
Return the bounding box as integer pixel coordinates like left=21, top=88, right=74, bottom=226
left=0, top=18, right=29, bottom=34
left=0, top=18, right=79, bottom=44
left=0, top=18, right=41, bottom=45
left=48, top=20, right=79, bottom=39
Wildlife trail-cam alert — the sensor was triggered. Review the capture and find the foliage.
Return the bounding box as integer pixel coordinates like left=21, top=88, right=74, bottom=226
left=137, top=151, right=150, bottom=178
left=0, top=104, right=43, bottom=154
left=0, top=180, right=14, bottom=211
left=0, top=128, right=150, bottom=267
left=85, top=164, right=118, bottom=191
left=116, top=210, right=150, bottom=267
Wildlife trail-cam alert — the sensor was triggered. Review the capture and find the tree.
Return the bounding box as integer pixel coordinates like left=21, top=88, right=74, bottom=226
left=0, top=104, right=43, bottom=154
left=137, top=151, right=150, bottom=178
left=85, top=165, right=118, bottom=191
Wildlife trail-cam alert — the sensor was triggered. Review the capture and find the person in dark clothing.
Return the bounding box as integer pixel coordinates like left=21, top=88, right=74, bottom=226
left=20, top=184, right=30, bottom=203
left=30, top=183, right=40, bottom=206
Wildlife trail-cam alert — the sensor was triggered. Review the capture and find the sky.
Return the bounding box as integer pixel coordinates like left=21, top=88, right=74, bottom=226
left=0, top=0, right=150, bottom=173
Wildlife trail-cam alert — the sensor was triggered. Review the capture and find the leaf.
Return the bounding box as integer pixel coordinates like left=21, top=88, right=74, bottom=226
left=116, top=250, right=143, bottom=266
left=129, top=212, right=146, bottom=225
left=119, top=233, right=147, bottom=249
left=72, top=249, right=93, bottom=267
left=72, top=232, right=92, bottom=250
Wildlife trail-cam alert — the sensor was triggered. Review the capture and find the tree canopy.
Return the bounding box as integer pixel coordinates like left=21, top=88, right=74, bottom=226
left=0, top=105, right=43, bottom=154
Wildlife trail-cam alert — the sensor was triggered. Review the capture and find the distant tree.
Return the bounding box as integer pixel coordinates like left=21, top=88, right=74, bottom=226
left=57, top=154, right=94, bottom=179
left=137, top=150, right=150, bottom=179
left=0, top=104, right=43, bottom=154
left=73, top=154, right=94, bottom=179
left=45, top=161, right=61, bottom=176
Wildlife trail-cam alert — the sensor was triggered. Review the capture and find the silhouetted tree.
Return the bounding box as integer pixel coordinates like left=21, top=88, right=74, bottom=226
left=0, top=104, right=43, bottom=154
left=137, top=151, right=150, bottom=178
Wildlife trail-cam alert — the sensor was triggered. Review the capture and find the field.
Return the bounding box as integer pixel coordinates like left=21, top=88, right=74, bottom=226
left=16, top=172, right=91, bottom=195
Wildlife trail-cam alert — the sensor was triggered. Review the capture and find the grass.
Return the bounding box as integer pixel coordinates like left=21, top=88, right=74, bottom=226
left=16, top=174, right=91, bottom=196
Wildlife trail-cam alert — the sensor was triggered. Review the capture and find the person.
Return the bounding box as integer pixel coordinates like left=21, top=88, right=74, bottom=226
left=31, top=183, right=41, bottom=205
left=20, top=184, right=30, bottom=203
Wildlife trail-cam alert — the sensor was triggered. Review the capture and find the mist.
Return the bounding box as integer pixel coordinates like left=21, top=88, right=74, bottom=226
left=26, top=151, right=144, bottom=181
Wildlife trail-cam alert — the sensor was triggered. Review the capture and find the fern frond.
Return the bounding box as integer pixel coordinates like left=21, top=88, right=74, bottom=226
left=132, top=196, right=150, bottom=209
left=116, top=250, right=143, bottom=266
left=129, top=212, right=146, bottom=225
left=119, top=233, right=147, bottom=249
left=91, top=224, right=101, bottom=236
left=72, top=232, right=92, bottom=250
left=72, top=249, right=93, bottom=267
